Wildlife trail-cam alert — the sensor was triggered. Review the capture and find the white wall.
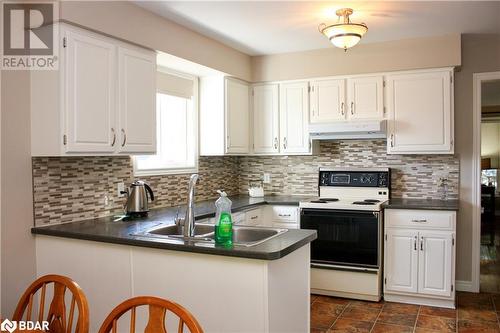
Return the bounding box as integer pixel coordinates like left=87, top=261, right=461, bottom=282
left=481, top=122, right=500, bottom=168
left=482, top=81, right=500, bottom=106
left=1, top=71, right=36, bottom=317
left=252, top=34, right=461, bottom=82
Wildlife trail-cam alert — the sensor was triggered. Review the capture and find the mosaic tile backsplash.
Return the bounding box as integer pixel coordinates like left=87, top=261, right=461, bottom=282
left=239, top=140, right=459, bottom=199
left=32, top=140, right=459, bottom=226
left=32, top=156, right=239, bottom=226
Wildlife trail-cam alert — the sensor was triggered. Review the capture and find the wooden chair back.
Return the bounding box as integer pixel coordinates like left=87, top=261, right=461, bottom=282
left=98, top=296, right=203, bottom=333
left=12, top=274, right=89, bottom=333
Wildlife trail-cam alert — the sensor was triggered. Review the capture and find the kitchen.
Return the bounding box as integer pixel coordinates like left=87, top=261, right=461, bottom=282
left=1, top=1, right=500, bottom=333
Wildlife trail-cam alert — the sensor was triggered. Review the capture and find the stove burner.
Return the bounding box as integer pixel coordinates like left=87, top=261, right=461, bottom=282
left=352, top=201, right=376, bottom=205
left=310, top=198, right=339, bottom=204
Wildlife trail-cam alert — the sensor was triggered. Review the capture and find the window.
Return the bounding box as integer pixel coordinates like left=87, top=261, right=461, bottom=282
left=134, top=71, right=198, bottom=175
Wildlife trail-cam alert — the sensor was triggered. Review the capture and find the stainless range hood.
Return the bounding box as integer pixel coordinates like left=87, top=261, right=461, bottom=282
left=309, top=120, right=387, bottom=140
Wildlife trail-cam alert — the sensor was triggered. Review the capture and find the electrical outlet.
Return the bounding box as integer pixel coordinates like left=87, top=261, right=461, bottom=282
left=104, top=195, right=109, bottom=206
left=117, top=182, right=126, bottom=197
left=263, top=173, right=271, bottom=184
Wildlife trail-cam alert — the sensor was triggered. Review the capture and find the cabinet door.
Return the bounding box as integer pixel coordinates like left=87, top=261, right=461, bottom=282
left=64, top=29, right=116, bottom=153
left=418, top=231, right=454, bottom=297
left=347, top=76, right=384, bottom=120
left=385, top=229, right=419, bottom=294
left=117, top=46, right=156, bottom=153
left=279, top=82, right=310, bottom=154
left=310, top=79, right=346, bottom=123
left=387, top=70, right=453, bottom=154
left=225, top=78, right=250, bottom=154
left=252, top=84, right=280, bottom=154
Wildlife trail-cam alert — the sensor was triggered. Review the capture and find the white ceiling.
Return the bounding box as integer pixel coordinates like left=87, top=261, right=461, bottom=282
left=134, top=1, right=500, bottom=56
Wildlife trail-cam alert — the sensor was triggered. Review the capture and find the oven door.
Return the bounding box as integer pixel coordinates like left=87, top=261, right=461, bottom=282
left=300, top=209, right=381, bottom=270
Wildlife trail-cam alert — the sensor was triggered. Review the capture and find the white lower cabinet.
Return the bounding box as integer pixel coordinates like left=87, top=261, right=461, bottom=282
left=384, top=209, right=456, bottom=308
left=418, top=231, right=453, bottom=297
left=385, top=229, right=419, bottom=294
left=196, top=205, right=299, bottom=229
left=244, top=208, right=262, bottom=226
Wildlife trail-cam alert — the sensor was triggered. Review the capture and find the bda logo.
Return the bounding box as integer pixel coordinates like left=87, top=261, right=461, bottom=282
left=0, top=319, right=17, bottom=333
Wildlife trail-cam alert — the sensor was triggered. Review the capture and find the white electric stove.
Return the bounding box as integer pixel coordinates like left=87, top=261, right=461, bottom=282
left=299, top=168, right=390, bottom=302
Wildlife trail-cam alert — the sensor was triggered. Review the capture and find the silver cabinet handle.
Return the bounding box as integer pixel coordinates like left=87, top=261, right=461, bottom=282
left=341, top=102, right=345, bottom=116
left=283, top=137, right=287, bottom=150
left=111, top=128, right=116, bottom=147
left=274, top=137, right=278, bottom=149
left=121, top=129, right=126, bottom=147
left=227, top=135, right=230, bottom=148
left=411, top=219, right=427, bottom=223
left=420, top=236, right=424, bottom=251
left=250, top=216, right=258, bottom=220
left=351, top=102, right=354, bottom=115
left=278, top=214, right=291, bottom=217
left=390, top=134, right=394, bottom=147
left=414, top=236, right=417, bottom=251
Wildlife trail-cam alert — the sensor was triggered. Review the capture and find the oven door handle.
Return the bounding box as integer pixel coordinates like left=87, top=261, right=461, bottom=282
left=300, top=209, right=379, bottom=218
left=311, top=263, right=379, bottom=273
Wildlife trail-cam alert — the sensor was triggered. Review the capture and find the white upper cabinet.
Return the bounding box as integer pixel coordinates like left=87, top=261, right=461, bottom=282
left=279, top=82, right=310, bottom=154
left=309, top=75, right=384, bottom=123
left=64, top=29, right=116, bottom=153
left=200, top=76, right=250, bottom=155
left=30, top=23, right=157, bottom=156
left=386, top=69, right=453, bottom=154
left=347, top=76, right=384, bottom=120
left=252, top=84, right=280, bottom=154
left=310, top=79, right=346, bottom=123
left=117, top=46, right=156, bottom=154
left=226, top=78, right=250, bottom=154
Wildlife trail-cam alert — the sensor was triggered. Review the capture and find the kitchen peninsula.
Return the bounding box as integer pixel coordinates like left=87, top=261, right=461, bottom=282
left=32, top=195, right=316, bottom=333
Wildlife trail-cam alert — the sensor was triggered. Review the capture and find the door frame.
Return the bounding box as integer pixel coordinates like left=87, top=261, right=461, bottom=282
left=472, top=71, right=500, bottom=292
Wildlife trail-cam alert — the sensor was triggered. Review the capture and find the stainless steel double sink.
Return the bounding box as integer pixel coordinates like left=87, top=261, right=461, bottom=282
left=135, top=223, right=287, bottom=247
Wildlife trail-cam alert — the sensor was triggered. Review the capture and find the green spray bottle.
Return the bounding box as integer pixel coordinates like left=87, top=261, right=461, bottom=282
left=214, top=190, right=233, bottom=246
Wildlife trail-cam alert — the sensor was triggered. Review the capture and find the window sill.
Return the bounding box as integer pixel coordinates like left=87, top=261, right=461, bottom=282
left=134, top=167, right=199, bottom=177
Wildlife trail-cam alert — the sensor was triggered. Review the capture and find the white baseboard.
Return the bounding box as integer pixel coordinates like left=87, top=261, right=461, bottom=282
left=456, top=280, right=476, bottom=292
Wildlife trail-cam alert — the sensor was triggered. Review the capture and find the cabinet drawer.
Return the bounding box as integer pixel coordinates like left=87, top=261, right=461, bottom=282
left=272, top=222, right=299, bottom=230
left=233, top=212, right=246, bottom=225
left=386, top=209, right=456, bottom=230
left=245, top=208, right=262, bottom=226
left=270, top=206, right=298, bottom=222
left=197, top=217, right=215, bottom=225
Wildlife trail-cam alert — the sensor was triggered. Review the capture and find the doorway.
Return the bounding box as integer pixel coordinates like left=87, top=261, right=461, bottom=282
left=473, top=72, right=500, bottom=293
left=480, top=79, right=500, bottom=292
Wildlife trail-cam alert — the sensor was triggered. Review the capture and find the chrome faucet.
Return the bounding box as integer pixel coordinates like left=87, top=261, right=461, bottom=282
left=183, top=174, right=199, bottom=238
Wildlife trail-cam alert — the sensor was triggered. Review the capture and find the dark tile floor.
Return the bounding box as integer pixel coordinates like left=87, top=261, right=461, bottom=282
left=311, top=292, right=500, bottom=332
left=480, top=217, right=500, bottom=294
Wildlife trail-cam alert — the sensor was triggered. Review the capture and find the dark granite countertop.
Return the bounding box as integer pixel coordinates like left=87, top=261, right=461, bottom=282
left=382, top=198, right=459, bottom=211
left=31, top=195, right=317, bottom=260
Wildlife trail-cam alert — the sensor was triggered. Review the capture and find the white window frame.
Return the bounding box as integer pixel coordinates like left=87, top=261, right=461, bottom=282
left=133, top=67, right=199, bottom=176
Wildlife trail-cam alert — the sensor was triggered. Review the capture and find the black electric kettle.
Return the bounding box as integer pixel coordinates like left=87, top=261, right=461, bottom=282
left=122, top=180, right=154, bottom=216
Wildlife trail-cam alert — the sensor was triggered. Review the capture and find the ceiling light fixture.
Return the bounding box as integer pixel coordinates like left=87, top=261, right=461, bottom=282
left=319, top=8, right=368, bottom=51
